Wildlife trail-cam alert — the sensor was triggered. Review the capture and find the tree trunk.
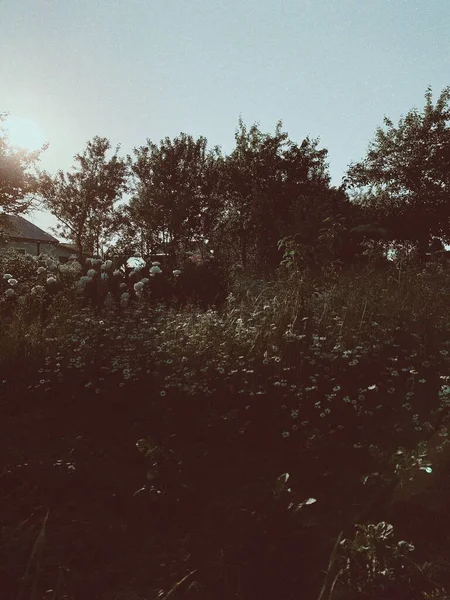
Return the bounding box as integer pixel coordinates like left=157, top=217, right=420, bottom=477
left=416, top=234, right=430, bottom=264
left=76, top=237, right=85, bottom=268
left=240, top=231, right=248, bottom=268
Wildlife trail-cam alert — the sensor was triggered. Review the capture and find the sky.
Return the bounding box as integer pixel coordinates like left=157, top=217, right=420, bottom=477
left=1, top=0, right=450, bottom=242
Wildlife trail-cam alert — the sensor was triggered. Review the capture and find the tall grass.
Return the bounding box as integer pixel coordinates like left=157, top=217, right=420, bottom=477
left=2, top=257, right=450, bottom=598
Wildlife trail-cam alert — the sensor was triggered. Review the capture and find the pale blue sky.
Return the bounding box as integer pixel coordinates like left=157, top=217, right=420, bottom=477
left=1, top=0, right=450, bottom=240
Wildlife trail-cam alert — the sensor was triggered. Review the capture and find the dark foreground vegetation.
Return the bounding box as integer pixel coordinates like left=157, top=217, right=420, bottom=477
left=3, top=250, right=450, bottom=600
left=3, top=86, right=450, bottom=598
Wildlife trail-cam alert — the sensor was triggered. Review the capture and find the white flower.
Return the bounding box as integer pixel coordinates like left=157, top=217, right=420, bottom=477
left=120, top=292, right=130, bottom=307
left=173, top=269, right=182, bottom=277
left=7, top=278, right=18, bottom=286
left=78, top=276, right=92, bottom=286
left=100, top=273, right=108, bottom=281
left=31, top=285, right=45, bottom=294
left=45, top=259, right=57, bottom=270
left=101, top=260, right=113, bottom=271
left=152, top=261, right=161, bottom=266
left=37, top=266, right=46, bottom=274
left=104, top=292, right=114, bottom=308
left=46, top=277, right=57, bottom=285
left=4, top=288, right=14, bottom=297
left=3, top=273, right=13, bottom=280
left=119, top=282, right=127, bottom=289
left=150, top=265, right=162, bottom=274
left=134, top=281, right=144, bottom=291
left=140, top=277, right=149, bottom=284
left=87, top=269, right=96, bottom=278
left=68, top=261, right=82, bottom=274
left=126, top=257, right=145, bottom=269
left=113, top=269, right=121, bottom=277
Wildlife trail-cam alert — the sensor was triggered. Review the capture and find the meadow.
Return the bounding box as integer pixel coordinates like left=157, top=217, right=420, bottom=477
left=2, top=248, right=450, bottom=600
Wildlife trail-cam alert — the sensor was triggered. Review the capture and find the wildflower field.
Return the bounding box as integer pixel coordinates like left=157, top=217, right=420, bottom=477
left=3, top=249, right=450, bottom=600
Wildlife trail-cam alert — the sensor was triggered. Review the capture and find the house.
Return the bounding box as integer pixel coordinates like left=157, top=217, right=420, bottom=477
left=0, top=214, right=86, bottom=262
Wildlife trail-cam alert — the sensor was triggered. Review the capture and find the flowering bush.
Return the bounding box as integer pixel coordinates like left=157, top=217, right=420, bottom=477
left=3, top=252, right=450, bottom=597
left=337, top=521, right=418, bottom=595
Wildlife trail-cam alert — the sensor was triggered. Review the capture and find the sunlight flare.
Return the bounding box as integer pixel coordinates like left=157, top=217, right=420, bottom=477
left=2, top=115, right=48, bottom=151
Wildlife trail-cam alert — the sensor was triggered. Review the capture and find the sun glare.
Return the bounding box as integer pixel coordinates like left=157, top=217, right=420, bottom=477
left=2, top=116, right=47, bottom=152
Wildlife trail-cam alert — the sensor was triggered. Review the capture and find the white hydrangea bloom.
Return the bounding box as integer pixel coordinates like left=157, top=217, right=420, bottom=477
left=87, top=269, right=96, bottom=277
left=120, top=292, right=130, bottom=307
left=37, top=266, right=46, bottom=274
left=150, top=265, right=162, bottom=275
left=101, top=260, right=113, bottom=270
left=7, top=278, right=18, bottom=286
left=71, top=261, right=82, bottom=273
left=4, top=288, right=15, bottom=297
left=126, top=257, right=145, bottom=269
left=101, top=273, right=108, bottom=281
left=31, top=285, right=45, bottom=294
left=134, top=281, right=144, bottom=291
left=173, top=270, right=182, bottom=277
left=45, top=258, right=57, bottom=270
left=3, top=273, right=13, bottom=280
left=46, top=277, right=57, bottom=285
left=104, top=292, right=115, bottom=309
left=77, top=276, right=92, bottom=288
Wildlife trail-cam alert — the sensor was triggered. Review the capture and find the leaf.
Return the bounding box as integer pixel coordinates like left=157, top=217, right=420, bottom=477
left=419, top=466, right=433, bottom=474
left=274, top=472, right=290, bottom=495
left=304, top=497, right=317, bottom=505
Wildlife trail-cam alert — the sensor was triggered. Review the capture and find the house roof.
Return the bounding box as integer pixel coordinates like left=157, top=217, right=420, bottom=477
left=0, top=214, right=60, bottom=244
left=57, top=243, right=89, bottom=257
left=58, top=243, right=78, bottom=252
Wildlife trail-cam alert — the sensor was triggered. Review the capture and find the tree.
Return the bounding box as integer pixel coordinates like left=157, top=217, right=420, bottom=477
left=38, top=137, right=128, bottom=261
left=218, top=118, right=344, bottom=273
left=0, top=112, right=47, bottom=218
left=129, top=133, right=223, bottom=262
left=106, top=201, right=156, bottom=258
left=344, top=86, right=450, bottom=260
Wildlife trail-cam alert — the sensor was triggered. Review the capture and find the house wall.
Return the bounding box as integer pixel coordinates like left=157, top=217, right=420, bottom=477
left=7, top=239, right=59, bottom=256
left=7, top=240, right=76, bottom=262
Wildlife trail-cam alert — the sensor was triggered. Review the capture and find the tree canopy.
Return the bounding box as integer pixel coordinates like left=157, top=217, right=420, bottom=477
left=344, top=86, right=450, bottom=258
left=38, top=136, right=128, bottom=260
left=218, top=118, right=352, bottom=272
left=128, top=133, right=223, bottom=260
left=0, top=112, right=47, bottom=218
